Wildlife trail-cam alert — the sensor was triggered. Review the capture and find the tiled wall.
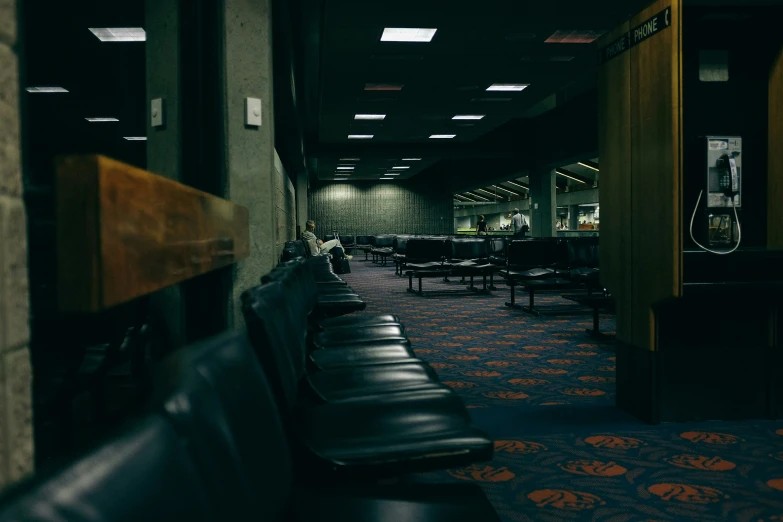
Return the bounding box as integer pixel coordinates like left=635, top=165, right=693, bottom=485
left=0, top=0, right=34, bottom=487
left=308, top=181, right=454, bottom=237
left=274, top=150, right=296, bottom=256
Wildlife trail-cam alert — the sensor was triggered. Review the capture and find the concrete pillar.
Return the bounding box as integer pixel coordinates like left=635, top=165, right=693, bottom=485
left=296, top=170, right=308, bottom=237
left=530, top=169, right=556, bottom=237
left=221, top=0, right=276, bottom=328
left=569, top=204, right=580, bottom=230
left=145, top=0, right=185, bottom=346
left=0, top=0, right=34, bottom=486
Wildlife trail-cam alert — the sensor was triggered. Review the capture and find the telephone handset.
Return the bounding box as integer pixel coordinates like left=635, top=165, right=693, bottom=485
left=718, top=152, right=740, bottom=197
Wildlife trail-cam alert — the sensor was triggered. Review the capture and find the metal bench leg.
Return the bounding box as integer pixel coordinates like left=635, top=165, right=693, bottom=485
left=488, top=272, right=497, bottom=291
left=522, top=288, right=540, bottom=317
left=505, top=282, right=521, bottom=308
left=467, top=275, right=477, bottom=291
left=407, top=273, right=414, bottom=292
left=418, top=277, right=423, bottom=294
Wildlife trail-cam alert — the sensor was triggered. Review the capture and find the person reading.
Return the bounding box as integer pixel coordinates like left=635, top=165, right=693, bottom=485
left=301, top=220, right=352, bottom=259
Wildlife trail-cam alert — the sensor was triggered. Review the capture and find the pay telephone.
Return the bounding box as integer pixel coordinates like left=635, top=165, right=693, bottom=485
left=689, top=136, right=742, bottom=254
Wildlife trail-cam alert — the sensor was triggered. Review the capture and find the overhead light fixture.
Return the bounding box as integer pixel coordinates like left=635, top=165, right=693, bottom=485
left=578, top=162, right=600, bottom=172
left=336, top=166, right=354, bottom=170
left=487, top=84, right=529, bottom=92
left=402, top=158, right=421, bottom=161
left=556, top=169, right=587, bottom=183
left=545, top=30, right=604, bottom=44
left=340, top=158, right=360, bottom=161
left=452, top=115, right=485, bottom=120
left=123, top=136, right=147, bottom=141
left=457, top=194, right=477, bottom=202
left=88, top=27, right=146, bottom=42
left=392, top=166, right=409, bottom=170
left=334, top=178, right=348, bottom=181
left=385, top=173, right=400, bottom=176
left=26, top=86, right=68, bottom=93
left=493, top=185, right=518, bottom=195
left=380, top=177, right=394, bottom=180
left=471, top=97, right=512, bottom=102
left=85, top=117, right=119, bottom=122
left=475, top=188, right=498, bottom=196
left=380, top=28, right=437, bottom=43
left=506, top=180, right=529, bottom=190
left=467, top=192, right=490, bottom=201
left=354, top=114, right=386, bottom=120
left=364, top=83, right=403, bottom=91
left=348, top=134, right=373, bottom=139
left=429, top=134, right=456, bottom=139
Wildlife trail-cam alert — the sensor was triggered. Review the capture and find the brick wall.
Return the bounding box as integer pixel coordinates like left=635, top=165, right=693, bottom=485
left=0, top=0, right=34, bottom=486
left=307, top=180, right=454, bottom=237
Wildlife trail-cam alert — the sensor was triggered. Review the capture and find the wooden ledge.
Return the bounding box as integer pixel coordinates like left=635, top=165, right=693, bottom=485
left=56, top=155, right=249, bottom=313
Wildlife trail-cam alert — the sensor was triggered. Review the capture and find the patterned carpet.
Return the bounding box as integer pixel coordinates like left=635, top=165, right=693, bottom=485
left=341, top=259, right=783, bottom=522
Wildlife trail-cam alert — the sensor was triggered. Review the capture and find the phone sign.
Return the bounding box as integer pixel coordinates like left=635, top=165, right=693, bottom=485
left=709, top=140, right=729, bottom=150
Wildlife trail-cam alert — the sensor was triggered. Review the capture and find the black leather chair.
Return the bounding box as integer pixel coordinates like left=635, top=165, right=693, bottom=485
left=370, top=235, right=395, bottom=265
left=392, top=235, right=412, bottom=276
left=354, top=235, right=374, bottom=260
left=175, top=327, right=493, bottom=476
left=0, top=415, right=218, bottom=522
left=448, top=239, right=500, bottom=292
left=243, top=282, right=452, bottom=402
left=488, top=237, right=508, bottom=266
left=154, top=330, right=500, bottom=520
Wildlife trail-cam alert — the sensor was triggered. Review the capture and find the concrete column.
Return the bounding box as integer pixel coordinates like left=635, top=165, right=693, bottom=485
left=145, top=0, right=185, bottom=346
left=221, top=0, right=276, bottom=328
left=530, top=169, right=556, bottom=237
left=0, top=0, right=34, bottom=486
left=569, top=204, right=580, bottom=230
left=296, top=170, right=308, bottom=237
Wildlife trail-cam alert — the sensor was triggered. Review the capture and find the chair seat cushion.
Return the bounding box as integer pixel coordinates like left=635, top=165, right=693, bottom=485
left=306, top=362, right=444, bottom=403
left=406, top=262, right=446, bottom=269
left=294, top=483, right=500, bottom=522
left=522, top=278, right=574, bottom=290
left=293, top=390, right=493, bottom=473
left=309, top=343, right=416, bottom=370
left=311, top=325, right=407, bottom=350
left=501, top=267, right=554, bottom=279
left=316, top=314, right=401, bottom=331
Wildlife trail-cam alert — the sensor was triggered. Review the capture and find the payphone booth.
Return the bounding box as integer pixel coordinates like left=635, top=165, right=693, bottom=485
left=597, top=0, right=783, bottom=423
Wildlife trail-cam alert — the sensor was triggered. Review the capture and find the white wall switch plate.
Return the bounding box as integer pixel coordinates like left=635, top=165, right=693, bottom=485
left=245, top=97, right=262, bottom=126
left=151, top=98, right=164, bottom=127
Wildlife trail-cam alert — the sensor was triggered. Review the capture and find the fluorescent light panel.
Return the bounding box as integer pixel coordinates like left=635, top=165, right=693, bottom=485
left=578, top=162, right=600, bottom=172
left=354, top=114, right=386, bottom=120
left=429, top=134, right=456, bottom=139
left=492, top=185, right=517, bottom=195
left=26, top=86, right=68, bottom=93
left=556, top=170, right=587, bottom=183
left=89, top=27, right=146, bottom=42
left=381, top=28, right=437, bottom=43
left=385, top=173, right=400, bottom=176
left=392, top=166, right=409, bottom=170
left=123, top=136, right=146, bottom=141
left=340, top=158, right=360, bottom=161
left=402, top=158, right=421, bottom=161
left=336, top=166, right=354, bottom=170
left=348, top=134, right=373, bottom=139
left=452, top=115, right=485, bottom=120
left=506, top=181, right=529, bottom=190
left=487, top=84, right=529, bottom=92
left=85, top=117, right=119, bottom=122
left=380, top=177, right=394, bottom=180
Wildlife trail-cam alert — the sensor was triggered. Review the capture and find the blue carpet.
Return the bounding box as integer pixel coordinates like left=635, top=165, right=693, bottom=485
left=342, top=260, right=783, bottom=522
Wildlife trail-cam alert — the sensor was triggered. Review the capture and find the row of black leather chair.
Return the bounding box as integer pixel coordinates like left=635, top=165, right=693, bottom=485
left=0, top=256, right=499, bottom=521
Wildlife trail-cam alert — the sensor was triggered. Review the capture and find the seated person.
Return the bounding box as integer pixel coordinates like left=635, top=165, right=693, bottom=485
left=302, top=220, right=352, bottom=259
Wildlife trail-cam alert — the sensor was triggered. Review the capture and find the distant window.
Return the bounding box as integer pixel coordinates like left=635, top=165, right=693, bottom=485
left=699, top=50, right=729, bottom=82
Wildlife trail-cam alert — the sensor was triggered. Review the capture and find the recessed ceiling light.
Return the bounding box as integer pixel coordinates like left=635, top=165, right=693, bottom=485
left=492, top=185, right=517, bottom=195
left=334, top=178, right=348, bottom=181
left=364, top=83, right=403, bottom=91
left=578, top=162, right=600, bottom=172
left=340, top=158, right=360, bottom=161
left=402, top=158, right=421, bottom=161
left=429, top=134, right=456, bottom=139
left=392, top=166, right=409, bottom=170
left=380, top=28, right=437, bottom=43
left=123, top=137, right=147, bottom=141
left=487, top=84, right=529, bottom=92
left=452, top=115, right=485, bottom=120
left=380, top=177, right=394, bottom=180
left=545, top=30, right=604, bottom=44
left=471, top=97, right=512, bottom=102
left=85, top=117, right=119, bottom=122
left=355, top=114, right=386, bottom=120
left=26, top=86, right=68, bottom=93
left=506, top=180, right=528, bottom=190
left=385, top=173, right=400, bottom=176
left=348, top=135, right=374, bottom=139
left=556, top=169, right=587, bottom=183
left=336, top=167, right=354, bottom=170
left=88, top=27, right=146, bottom=42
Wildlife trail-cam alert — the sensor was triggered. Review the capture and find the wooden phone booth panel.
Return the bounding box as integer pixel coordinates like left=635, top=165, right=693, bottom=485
left=769, top=46, right=783, bottom=249
left=56, top=155, right=250, bottom=313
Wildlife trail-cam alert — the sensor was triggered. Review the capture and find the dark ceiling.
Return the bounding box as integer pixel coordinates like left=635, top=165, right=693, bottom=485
left=308, top=0, right=652, bottom=181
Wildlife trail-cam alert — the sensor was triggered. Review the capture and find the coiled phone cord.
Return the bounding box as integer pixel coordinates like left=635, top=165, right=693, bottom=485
left=688, top=190, right=742, bottom=255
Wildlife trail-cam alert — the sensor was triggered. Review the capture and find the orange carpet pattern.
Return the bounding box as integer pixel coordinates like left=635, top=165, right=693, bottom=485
left=342, top=261, right=783, bottom=522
